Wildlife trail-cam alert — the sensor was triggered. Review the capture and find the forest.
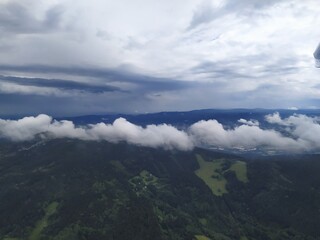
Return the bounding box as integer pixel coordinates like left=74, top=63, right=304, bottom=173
left=0, top=139, right=319, bottom=240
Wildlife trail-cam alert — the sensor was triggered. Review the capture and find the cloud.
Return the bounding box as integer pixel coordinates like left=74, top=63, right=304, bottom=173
left=0, top=65, right=194, bottom=93
left=265, top=112, right=285, bottom=125
left=189, top=119, right=302, bottom=151
left=188, top=0, right=284, bottom=29
left=0, top=75, right=120, bottom=94
left=288, top=107, right=299, bottom=110
left=0, top=1, right=319, bottom=114
left=86, top=118, right=193, bottom=150
left=0, top=1, right=64, bottom=34
left=0, top=114, right=52, bottom=141
left=0, top=115, right=193, bottom=151
left=188, top=0, right=219, bottom=30
left=0, top=65, right=200, bottom=116
left=237, top=118, right=259, bottom=126
left=314, top=43, right=320, bottom=68
left=265, top=113, right=320, bottom=149
left=2, top=113, right=320, bottom=153
left=314, top=43, right=320, bottom=59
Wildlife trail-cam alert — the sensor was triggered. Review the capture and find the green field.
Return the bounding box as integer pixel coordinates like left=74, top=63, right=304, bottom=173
left=240, top=236, right=249, bottom=240
left=195, top=154, right=228, bottom=196
left=195, top=235, right=211, bottom=240
left=195, top=155, right=248, bottom=196
left=229, top=161, right=248, bottom=183
left=28, top=201, right=59, bottom=240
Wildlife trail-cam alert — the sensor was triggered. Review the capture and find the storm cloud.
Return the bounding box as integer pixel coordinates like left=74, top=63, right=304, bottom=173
left=2, top=113, right=320, bottom=152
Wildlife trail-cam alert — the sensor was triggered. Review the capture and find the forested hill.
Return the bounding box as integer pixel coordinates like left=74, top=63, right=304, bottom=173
left=1, top=139, right=320, bottom=240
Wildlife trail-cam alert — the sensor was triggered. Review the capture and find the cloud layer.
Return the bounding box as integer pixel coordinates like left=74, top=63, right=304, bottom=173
left=2, top=113, right=320, bottom=153
left=0, top=0, right=319, bottom=115
left=0, top=115, right=193, bottom=151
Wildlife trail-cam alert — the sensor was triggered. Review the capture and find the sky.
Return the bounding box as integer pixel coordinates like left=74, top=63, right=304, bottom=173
left=0, top=0, right=319, bottom=116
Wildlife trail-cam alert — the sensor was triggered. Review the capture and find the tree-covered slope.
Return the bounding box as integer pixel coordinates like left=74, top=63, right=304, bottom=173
left=0, top=140, right=319, bottom=240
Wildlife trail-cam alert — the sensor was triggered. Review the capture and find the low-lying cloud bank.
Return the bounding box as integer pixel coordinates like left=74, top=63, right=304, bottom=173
left=190, top=119, right=301, bottom=151
left=0, top=115, right=193, bottom=151
left=1, top=113, right=320, bottom=152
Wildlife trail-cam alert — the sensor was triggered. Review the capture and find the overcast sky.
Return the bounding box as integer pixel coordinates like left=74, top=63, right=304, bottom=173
left=0, top=0, right=319, bottom=116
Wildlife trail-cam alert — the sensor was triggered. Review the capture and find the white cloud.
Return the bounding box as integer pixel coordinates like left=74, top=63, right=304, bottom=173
left=0, top=114, right=52, bottom=141
left=288, top=107, right=299, bottom=110
left=238, top=118, right=259, bottom=126
left=2, top=113, right=320, bottom=153
left=0, top=115, right=193, bottom=151
left=265, top=112, right=285, bottom=125
left=87, top=118, right=193, bottom=150
left=189, top=119, right=302, bottom=151
left=265, top=113, right=320, bottom=150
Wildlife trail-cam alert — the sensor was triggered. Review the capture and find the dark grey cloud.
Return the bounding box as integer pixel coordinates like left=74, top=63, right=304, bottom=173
left=314, top=44, right=320, bottom=59
left=314, top=43, right=320, bottom=68
left=0, top=65, right=199, bottom=116
left=0, top=1, right=63, bottom=34
left=0, top=64, right=194, bottom=92
left=0, top=75, right=119, bottom=93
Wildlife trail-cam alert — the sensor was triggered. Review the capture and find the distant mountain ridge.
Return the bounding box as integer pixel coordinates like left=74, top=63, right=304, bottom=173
left=58, top=108, right=320, bottom=126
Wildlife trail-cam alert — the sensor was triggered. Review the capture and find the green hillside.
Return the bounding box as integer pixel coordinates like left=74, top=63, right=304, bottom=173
left=0, top=139, right=320, bottom=240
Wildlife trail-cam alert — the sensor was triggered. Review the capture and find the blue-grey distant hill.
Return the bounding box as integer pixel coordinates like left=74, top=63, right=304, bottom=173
left=60, top=109, right=320, bottom=127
